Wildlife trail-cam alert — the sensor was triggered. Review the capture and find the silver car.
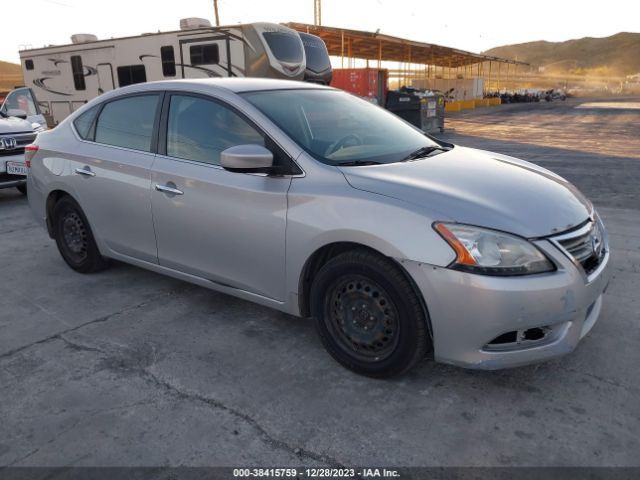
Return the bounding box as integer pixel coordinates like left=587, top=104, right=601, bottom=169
left=26, top=79, right=611, bottom=377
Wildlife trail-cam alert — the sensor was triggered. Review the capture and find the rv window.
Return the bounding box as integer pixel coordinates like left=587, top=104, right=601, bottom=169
left=25, top=59, right=34, bottom=71
left=190, top=44, right=219, bottom=66
left=73, top=104, right=100, bottom=140
left=117, top=65, right=147, bottom=87
left=71, top=56, right=86, bottom=91
left=161, top=46, right=176, bottom=77
left=300, top=34, right=331, bottom=73
left=262, top=32, right=304, bottom=64
left=95, top=95, right=159, bottom=152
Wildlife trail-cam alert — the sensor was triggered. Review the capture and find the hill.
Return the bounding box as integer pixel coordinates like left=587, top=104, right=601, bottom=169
left=0, top=60, right=24, bottom=91
left=483, top=32, right=640, bottom=76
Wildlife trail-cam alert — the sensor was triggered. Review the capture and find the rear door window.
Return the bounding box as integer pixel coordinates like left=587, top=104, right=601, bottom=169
left=94, top=95, right=160, bottom=152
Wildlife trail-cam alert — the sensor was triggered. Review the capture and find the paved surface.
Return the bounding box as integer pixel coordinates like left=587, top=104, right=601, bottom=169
left=1, top=97, right=639, bottom=468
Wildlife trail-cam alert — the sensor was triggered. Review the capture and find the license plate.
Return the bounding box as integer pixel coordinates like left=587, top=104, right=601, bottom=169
left=6, top=161, right=27, bottom=176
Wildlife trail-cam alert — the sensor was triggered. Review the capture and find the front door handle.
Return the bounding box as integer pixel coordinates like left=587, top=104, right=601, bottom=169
left=154, top=183, right=184, bottom=195
left=74, top=167, right=96, bottom=177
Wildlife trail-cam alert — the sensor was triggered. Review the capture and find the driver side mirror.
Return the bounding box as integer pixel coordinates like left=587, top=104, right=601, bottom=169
left=6, top=109, right=28, bottom=120
left=221, top=144, right=274, bottom=173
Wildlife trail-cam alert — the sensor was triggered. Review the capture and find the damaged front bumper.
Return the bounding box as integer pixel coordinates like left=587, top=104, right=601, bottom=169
left=403, top=238, right=612, bottom=370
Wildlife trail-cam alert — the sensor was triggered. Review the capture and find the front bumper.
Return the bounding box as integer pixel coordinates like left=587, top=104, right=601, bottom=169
left=403, top=238, right=612, bottom=369
left=0, top=154, right=27, bottom=189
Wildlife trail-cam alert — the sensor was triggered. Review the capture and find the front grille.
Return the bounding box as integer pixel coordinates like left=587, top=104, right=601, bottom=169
left=0, top=147, right=25, bottom=157
left=551, top=220, right=606, bottom=276
left=0, top=132, right=37, bottom=157
left=0, top=132, right=36, bottom=157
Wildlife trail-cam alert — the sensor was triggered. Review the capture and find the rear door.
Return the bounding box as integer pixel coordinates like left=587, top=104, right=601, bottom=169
left=150, top=92, right=291, bottom=300
left=68, top=93, right=161, bottom=263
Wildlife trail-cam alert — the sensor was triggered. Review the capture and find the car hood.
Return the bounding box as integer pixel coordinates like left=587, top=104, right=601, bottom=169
left=0, top=116, right=33, bottom=133
left=340, top=146, right=592, bottom=238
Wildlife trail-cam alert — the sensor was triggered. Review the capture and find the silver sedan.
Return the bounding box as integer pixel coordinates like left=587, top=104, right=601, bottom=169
left=26, top=79, right=611, bottom=377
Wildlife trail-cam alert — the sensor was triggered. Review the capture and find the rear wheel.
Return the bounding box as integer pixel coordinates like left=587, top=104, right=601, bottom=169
left=310, top=249, right=430, bottom=378
left=52, top=196, right=108, bottom=273
left=16, top=184, right=27, bottom=195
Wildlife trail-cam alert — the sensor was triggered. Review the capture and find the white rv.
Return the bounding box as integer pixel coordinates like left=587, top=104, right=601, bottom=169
left=19, top=19, right=329, bottom=125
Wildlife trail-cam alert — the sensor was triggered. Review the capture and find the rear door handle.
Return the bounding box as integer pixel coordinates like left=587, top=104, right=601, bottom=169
left=74, top=167, right=95, bottom=177
left=154, top=183, right=184, bottom=195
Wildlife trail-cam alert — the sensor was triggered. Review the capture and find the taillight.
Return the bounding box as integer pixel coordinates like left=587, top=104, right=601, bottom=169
left=25, top=144, right=39, bottom=168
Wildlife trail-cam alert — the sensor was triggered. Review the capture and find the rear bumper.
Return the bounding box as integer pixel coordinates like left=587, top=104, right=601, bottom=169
left=403, top=238, right=611, bottom=370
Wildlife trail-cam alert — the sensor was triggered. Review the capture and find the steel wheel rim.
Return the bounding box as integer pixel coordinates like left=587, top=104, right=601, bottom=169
left=326, top=274, right=400, bottom=362
left=62, top=211, right=88, bottom=261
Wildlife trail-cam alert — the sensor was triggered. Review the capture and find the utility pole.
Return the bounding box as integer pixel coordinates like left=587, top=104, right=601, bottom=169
left=314, top=0, right=321, bottom=26
left=213, top=0, right=220, bottom=26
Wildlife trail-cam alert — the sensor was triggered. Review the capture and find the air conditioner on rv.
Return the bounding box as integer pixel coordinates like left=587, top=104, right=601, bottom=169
left=71, top=34, right=98, bottom=44
left=179, top=18, right=212, bottom=30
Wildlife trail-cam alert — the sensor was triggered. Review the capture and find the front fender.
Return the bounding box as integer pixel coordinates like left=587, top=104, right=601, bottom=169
left=284, top=174, right=456, bottom=315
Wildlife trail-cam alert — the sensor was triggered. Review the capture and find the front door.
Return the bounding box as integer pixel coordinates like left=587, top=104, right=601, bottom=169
left=150, top=93, right=290, bottom=301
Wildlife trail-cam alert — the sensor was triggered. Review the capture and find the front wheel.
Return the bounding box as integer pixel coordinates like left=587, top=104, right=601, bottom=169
left=310, top=250, right=431, bottom=377
left=52, top=196, right=109, bottom=273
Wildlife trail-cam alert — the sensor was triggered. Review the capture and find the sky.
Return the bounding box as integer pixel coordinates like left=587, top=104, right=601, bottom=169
left=2, top=0, right=639, bottom=64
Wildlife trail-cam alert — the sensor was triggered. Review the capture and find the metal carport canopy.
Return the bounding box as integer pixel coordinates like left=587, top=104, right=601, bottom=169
left=285, top=22, right=527, bottom=67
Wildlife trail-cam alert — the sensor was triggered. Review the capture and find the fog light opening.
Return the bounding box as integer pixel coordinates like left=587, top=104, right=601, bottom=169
left=522, top=327, right=547, bottom=341
left=489, top=331, right=518, bottom=345
left=485, top=325, right=554, bottom=351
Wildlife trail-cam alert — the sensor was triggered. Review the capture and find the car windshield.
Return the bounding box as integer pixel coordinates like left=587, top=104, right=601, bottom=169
left=242, top=89, right=441, bottom=165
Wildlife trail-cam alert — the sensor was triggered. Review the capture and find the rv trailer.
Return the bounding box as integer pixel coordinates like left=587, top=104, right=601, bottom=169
left=19, top=19, right=330, bottom=125
left=299, top=32, right=332, bottom=85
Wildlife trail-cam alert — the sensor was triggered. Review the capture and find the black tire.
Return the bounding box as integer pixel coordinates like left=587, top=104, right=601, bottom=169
left=16, top=184, right=27, bottom=195
left=52, top=196, right=108, bottom=273
left=310, top=249, right=431, bottom=378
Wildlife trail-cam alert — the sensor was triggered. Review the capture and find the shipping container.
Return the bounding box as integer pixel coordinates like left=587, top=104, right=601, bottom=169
left=330, top=68, right=389, bottom=105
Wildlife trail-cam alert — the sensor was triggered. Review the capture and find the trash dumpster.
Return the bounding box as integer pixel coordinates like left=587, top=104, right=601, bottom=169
left=386, top=88, right=421, bottom=128
left=386, top=87, right=445, bottom=133
left=420, top=93, right=445, bottom=133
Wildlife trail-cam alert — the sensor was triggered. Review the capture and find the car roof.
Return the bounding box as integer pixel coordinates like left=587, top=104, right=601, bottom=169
left=117, top=78, right=332, bottom=95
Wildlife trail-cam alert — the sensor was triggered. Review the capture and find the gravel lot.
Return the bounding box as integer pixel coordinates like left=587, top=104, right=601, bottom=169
left=1, top=97, right=639, bottom=469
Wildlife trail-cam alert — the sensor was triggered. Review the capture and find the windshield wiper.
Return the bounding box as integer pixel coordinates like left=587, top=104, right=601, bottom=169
left=402, top=145, right=450, bottom=161
left=336, top=160, right=383, bottom=167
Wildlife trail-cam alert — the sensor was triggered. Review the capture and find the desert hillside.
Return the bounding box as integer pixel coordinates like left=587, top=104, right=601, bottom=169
left=0, top=60, right=24, bottom=91
left=483, top=32, right=640, bottom=76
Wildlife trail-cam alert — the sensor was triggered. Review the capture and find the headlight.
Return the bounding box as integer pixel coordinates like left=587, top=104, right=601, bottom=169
left=434, top=223, right=555, bottom=276
left=31, top=122, right=47, bottom=133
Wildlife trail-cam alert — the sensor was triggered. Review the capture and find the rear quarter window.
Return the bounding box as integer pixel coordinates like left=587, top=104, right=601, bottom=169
left=72, top=105, right=100, bottom=140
